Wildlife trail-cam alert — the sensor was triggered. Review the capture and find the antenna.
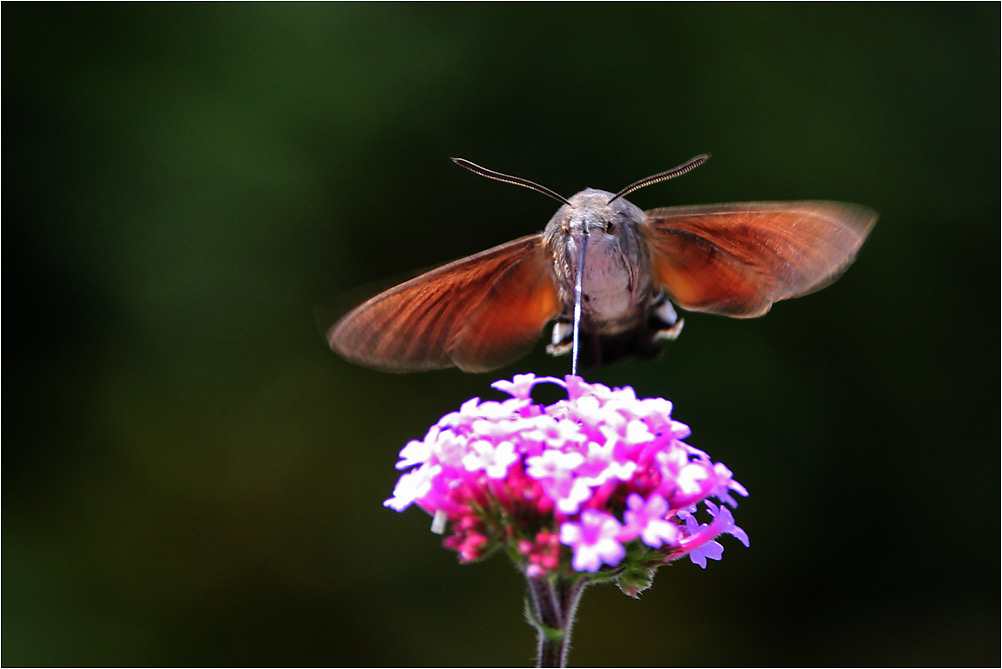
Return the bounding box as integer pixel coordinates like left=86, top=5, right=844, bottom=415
left=451, top=158, right=572, bottom=207
left=607, top=154, right=710, bottom=204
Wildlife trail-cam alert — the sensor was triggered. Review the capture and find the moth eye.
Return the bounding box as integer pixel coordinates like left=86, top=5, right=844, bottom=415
left=605, top=220, right=616, bottom=234
left=561, top=222, right=570, bottom=234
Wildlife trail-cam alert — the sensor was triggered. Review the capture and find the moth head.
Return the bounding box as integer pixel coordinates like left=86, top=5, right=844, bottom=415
left=554, top=188, right=645, bottom=239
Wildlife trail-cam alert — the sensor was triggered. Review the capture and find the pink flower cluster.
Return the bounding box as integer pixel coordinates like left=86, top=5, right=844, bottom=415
left=385, top=374, right=748, bottom=576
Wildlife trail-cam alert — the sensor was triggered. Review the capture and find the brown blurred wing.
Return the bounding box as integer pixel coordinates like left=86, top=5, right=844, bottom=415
left=328, top=234, right=559, bottom=372
left=644, top=202, right=876, bottom=317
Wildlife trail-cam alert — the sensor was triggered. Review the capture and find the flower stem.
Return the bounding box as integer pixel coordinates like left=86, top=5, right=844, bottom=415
left=526, top=576, right=586, bottom=668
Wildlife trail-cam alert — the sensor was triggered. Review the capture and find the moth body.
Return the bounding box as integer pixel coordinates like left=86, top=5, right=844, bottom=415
left=544, top=190, right=653, bottom=332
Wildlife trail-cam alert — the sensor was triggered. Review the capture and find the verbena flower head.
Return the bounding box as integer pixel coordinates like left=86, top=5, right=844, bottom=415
left=385, top=374, right=749, bottom=593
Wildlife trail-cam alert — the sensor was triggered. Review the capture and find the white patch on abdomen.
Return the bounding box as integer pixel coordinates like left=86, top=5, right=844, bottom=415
left=581, top=240, right=636, bottom=331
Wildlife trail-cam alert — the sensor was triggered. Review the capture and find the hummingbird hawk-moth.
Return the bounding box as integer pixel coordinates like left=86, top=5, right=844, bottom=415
left=327, top=155, right=876, bottom=373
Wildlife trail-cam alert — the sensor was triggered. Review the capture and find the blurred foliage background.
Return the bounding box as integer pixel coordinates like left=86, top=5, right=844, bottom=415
left=4, top=4, right=999, bottom=667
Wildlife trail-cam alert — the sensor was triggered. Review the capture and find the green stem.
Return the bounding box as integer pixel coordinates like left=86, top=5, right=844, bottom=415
left=526, top=576, right=586, bottom=668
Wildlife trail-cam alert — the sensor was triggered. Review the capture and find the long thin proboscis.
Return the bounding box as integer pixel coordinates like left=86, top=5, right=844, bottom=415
left=607, top=154, right=711, bottom=204
left=451, top=157, right=572, bottom=207
left=571, top=230, right=588, bottom=376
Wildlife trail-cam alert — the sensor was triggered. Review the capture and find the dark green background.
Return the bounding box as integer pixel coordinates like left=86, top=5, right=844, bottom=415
left=5, top=4, right=999, bottom=666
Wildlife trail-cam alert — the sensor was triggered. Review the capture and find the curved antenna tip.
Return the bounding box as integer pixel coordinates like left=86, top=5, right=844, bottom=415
left=450, top=157, right=571, bottom=206
left=608, top=153, right=712, bottom=204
